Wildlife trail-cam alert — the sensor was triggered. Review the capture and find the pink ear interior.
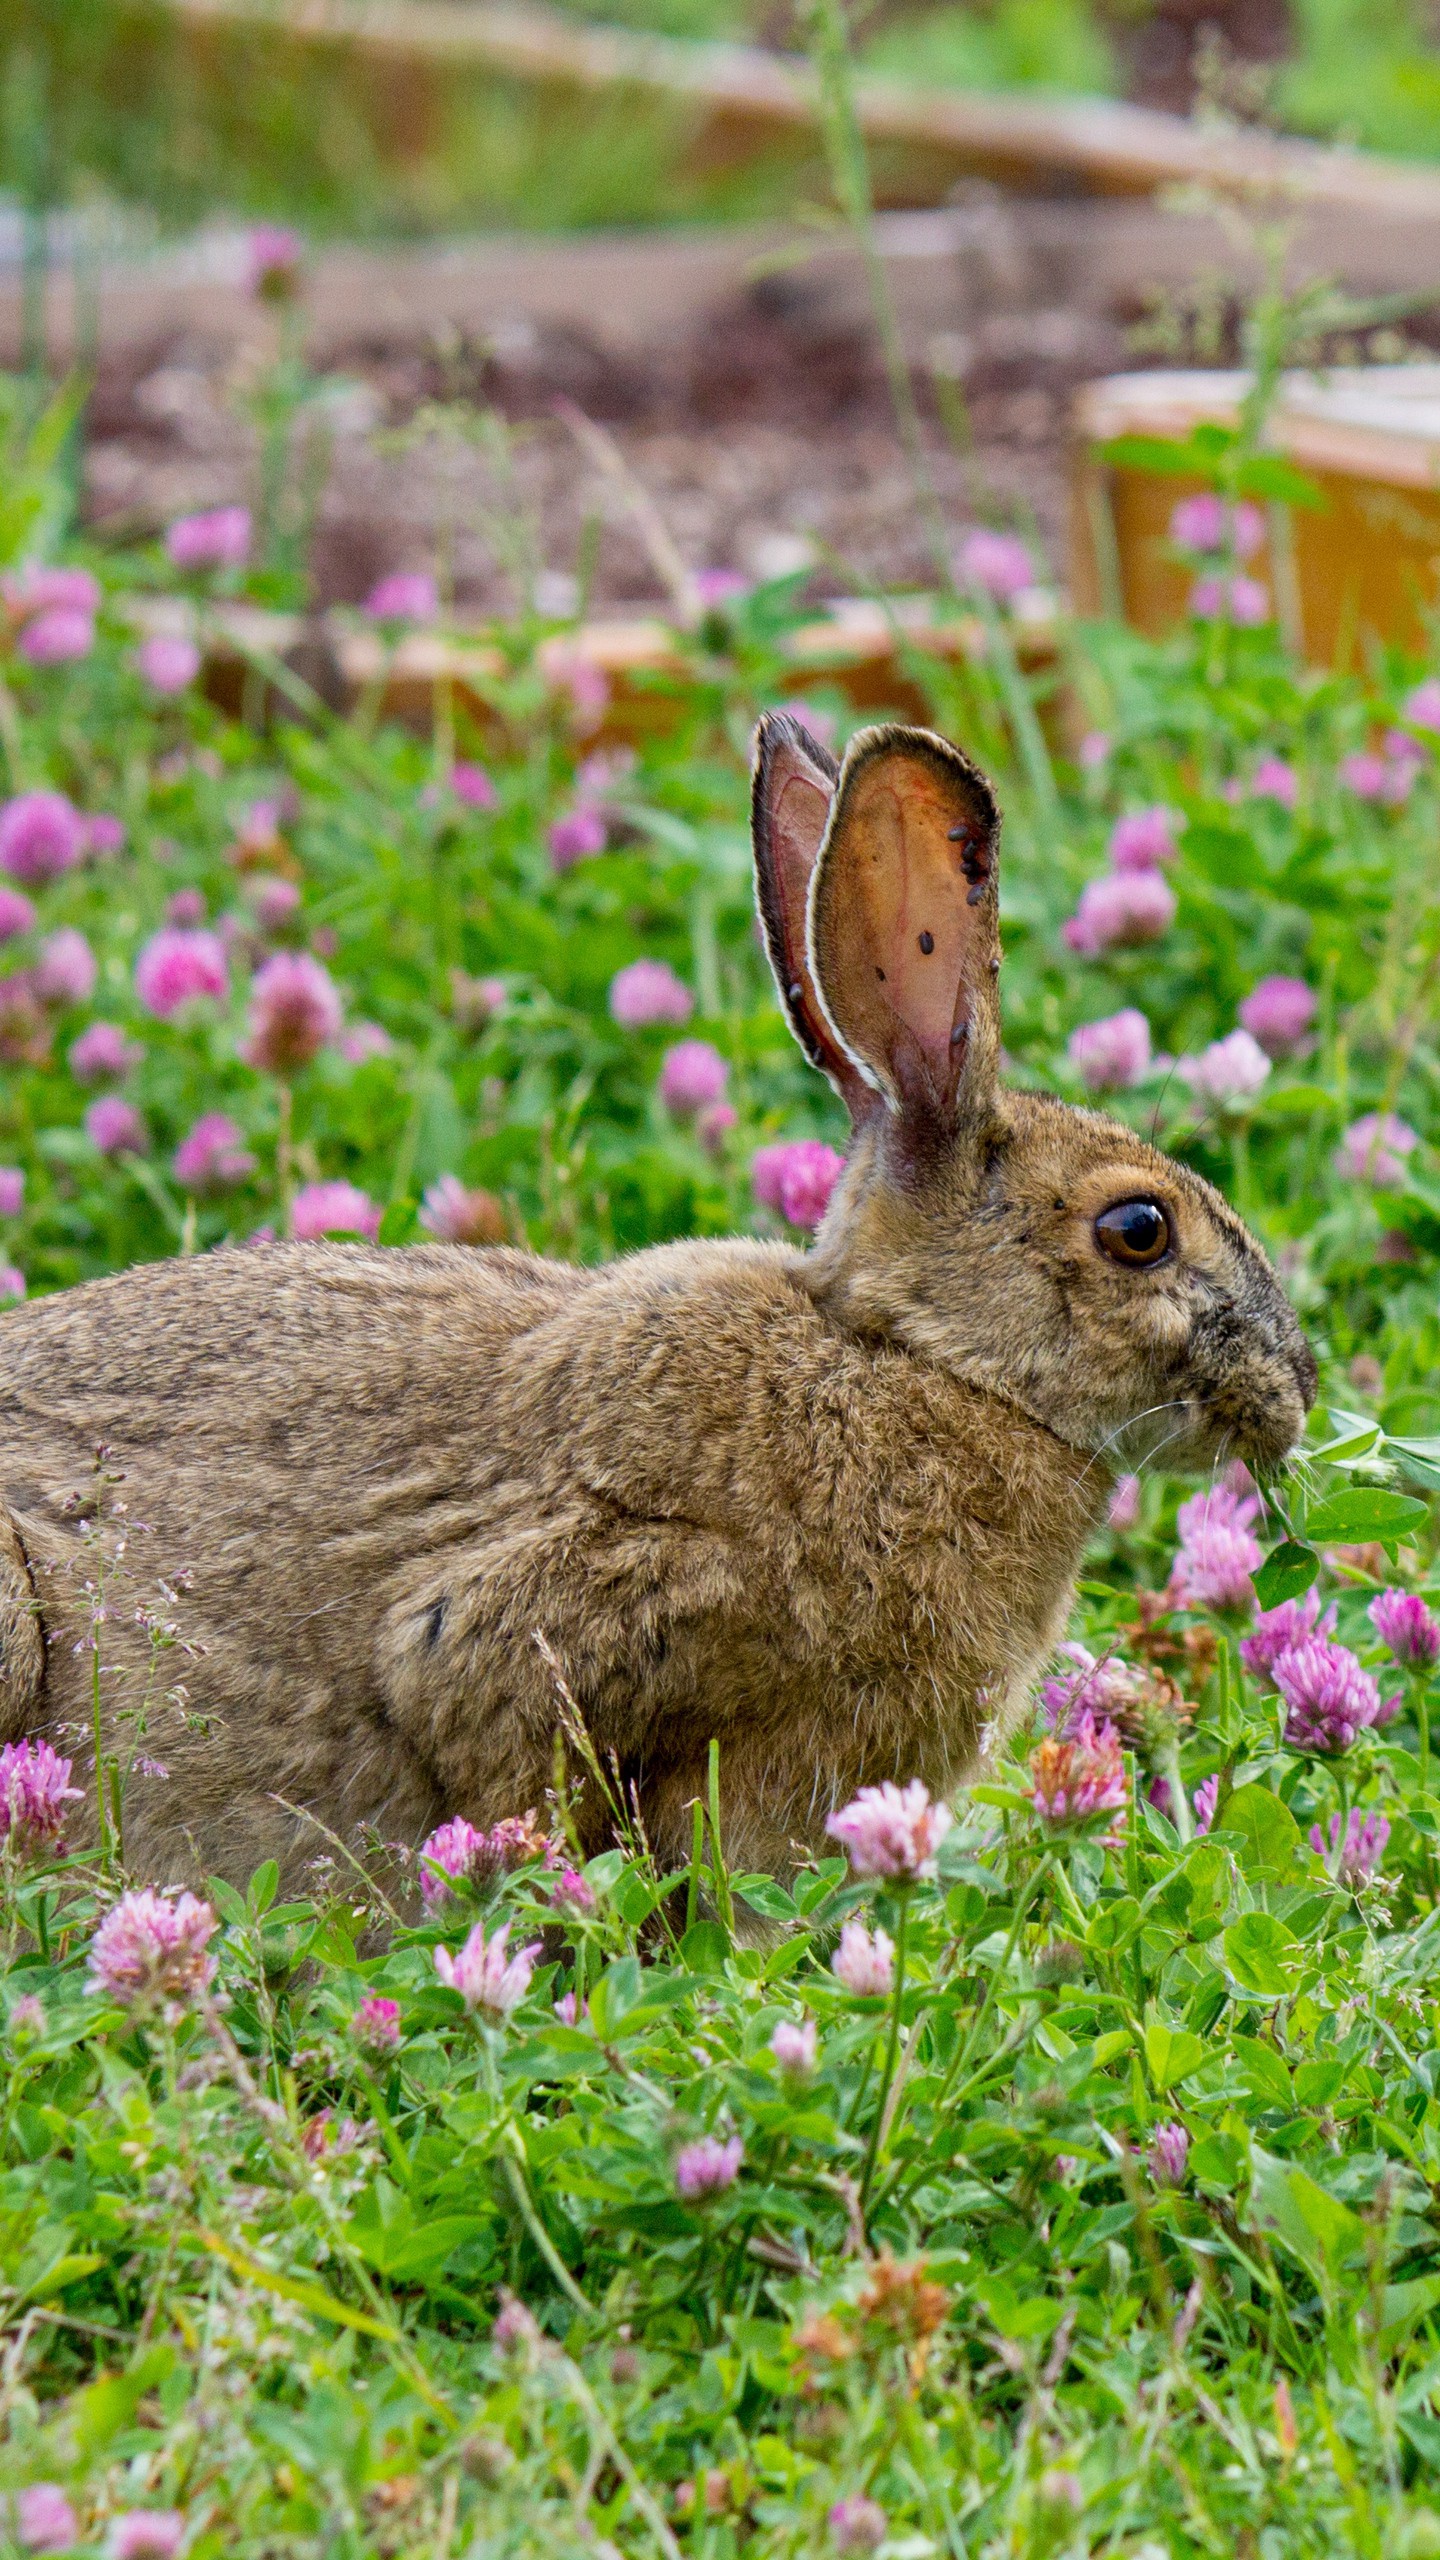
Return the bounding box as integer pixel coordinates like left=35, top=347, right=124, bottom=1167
left=809, top=730, right=1000, bottom=1124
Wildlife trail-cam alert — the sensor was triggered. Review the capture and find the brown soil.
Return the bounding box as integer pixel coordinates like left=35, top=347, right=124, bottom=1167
left=78, top=186, right=1440, bottom=615
left=81, top=265, right=1126, bottom=611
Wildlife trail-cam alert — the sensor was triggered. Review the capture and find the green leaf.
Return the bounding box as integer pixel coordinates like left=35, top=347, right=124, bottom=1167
left=1232, top=454, right=1327, bottom=510
left=378, top=1197, right=420, bottom=1246
left=610, top=1867, right=666, bottom=1925
left=1401, top=2413, right=1440, bottom=2468
left=588, top=1957, right=643, bottom=2037
left=1213, top=1784, right=1301, bottom=1883
left=1189, top=2131, right=1246, bottom=2192
left=1087, top=1896, right=1140, bottom=1954
left=1390, top=1438, right=1440, bottom=1491
left=1306, top=1488, right=1427, bottom=1543
left=1259, top=1083, right=1336, bottom=1117
left=582, top=1850, right=626, bottom=1894
left=971, top=2273, right=1063, bottom=2341
left=1222, top=1911, right=1298, bottom=2000
left=761, top=1935, right=812, bottom=1981
left=733, top=1875, right=797, bottom=1921
left=23, top=2251, right=103, bottom=2302
left=206, top=1876, right=249, bottom=1927
left=73, top=2345, right=177, bottom=2453
left=1189, top=422, right=1236, bottom=462
left=1232, top=2032, right=1292, bottom=2108
left=1098, top=432, right=1211, bottom=477
left=1381, top=2273, right=1440, bottom=2349
left=1253, top=1542, right=1320, bottom=1610
left=309, top=1916, right=358, bottom=1968
left=1249, top=2149, right=1364, bottom=2285
left=351, top=2212, right=489, bottom=2281
left=1090, top=2029, right=1132, bottom=2071
left=793, top=1859, right=848, bottom=1914
left=508, top=2031, right=598, bottom=2083
left=1180, top=1840, right=1230, bottom=1924
left=247, top=1859, right=279, bottom=1917
left=1312, top=1414, right=1384, bottom=1462
left=1294, top=2055, right=1349, bottom=2108
left=1144, top=2020, right=1207, bottom=2091
left=678, top=1920, right=731, bottom=1978
left=35, top=1126, right=95, bottom=1166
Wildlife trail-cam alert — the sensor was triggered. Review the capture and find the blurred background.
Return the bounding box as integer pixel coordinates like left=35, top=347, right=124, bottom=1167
left=5, top=0, right=1440, bottom=620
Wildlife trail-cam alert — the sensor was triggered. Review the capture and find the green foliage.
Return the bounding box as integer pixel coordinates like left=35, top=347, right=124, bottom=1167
left=1279, top=0, right=1440, bottom=161
left=862, top=0, right=1117, bottom=99
left=1100, top=426, right=1329, bottom=514
left=5, top=1642, right=1440, bottom=2550
left=0, top=378, right=84, bottom=567
left=0, top=0, right=822, bottom=236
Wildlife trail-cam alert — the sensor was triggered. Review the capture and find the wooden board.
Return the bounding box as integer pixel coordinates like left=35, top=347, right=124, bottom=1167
left=1071, top=367, right=1440, bottom=663
left=165, top=0, right=1440, bottom=217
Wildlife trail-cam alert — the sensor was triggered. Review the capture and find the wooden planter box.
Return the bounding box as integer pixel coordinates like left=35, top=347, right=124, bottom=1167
left=1071, top=366, right=1440, bottom=664
left=123, top=594, right=1058, bottom=743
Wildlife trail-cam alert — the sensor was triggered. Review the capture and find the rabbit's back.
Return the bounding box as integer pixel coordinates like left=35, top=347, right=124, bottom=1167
left=0, top=1234, right=1101, bottom=1885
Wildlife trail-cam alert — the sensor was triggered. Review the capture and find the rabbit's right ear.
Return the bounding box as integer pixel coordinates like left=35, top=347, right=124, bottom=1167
left=752, top=712, right=876, bottom=1122
left=808, top=724, right=1002, bottom=1139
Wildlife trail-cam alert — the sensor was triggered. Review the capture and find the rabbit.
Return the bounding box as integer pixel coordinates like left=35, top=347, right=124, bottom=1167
left=0, top=715, right=1315, bottom=1893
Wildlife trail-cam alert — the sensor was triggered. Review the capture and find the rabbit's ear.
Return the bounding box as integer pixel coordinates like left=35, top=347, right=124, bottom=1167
left=752, top=712, right=876, bottom=1120
left=808, top=724, right=1002, bottom=1134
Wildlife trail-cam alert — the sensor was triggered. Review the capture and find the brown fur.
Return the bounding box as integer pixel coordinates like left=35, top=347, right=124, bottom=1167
left=0, top=719, right=1315, bottom=1889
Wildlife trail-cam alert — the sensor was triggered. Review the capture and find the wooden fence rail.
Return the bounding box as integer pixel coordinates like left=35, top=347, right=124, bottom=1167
left=167, top=0, right=1440, bottom=218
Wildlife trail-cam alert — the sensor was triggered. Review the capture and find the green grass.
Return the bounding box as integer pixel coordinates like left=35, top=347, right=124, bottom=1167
left=0, top=0, right=822, bottom=239
left=1278, top=0, right=1440, bottom=161
left=860, top=0, right=1116, bottom=103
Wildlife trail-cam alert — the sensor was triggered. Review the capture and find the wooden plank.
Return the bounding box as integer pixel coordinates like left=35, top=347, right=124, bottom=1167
left=120, top=592, right=1056, bottom=739
left=10, top=199, right=1435, bottom=378
left=1076, top=368, right=1440, bottom=488
left=166, top=0, right=1440, bottom=217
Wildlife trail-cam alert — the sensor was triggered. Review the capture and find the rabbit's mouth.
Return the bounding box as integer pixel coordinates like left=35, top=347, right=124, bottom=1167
left=1189, top=1304, right=1317, bottom=1474
left=1097, top=1312, right=1313, bottom=1473
left=1113, top=1344, right=1313, bottom=1479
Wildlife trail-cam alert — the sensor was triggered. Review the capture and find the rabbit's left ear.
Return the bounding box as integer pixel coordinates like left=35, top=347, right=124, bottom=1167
left=752, top=711, right=876, bottom=1122
left=808, top=724, right=1002, bottom=1135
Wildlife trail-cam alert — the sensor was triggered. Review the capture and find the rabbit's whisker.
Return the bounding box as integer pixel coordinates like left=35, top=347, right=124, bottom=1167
left=1081, top=1400, right=1188, bottom=1484
left=1133, top=1417, right=1193, bottom=1479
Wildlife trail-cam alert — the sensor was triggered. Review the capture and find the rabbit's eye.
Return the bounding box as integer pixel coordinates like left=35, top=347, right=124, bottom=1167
left=1095, top=1198, right=1172, bottom=1268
